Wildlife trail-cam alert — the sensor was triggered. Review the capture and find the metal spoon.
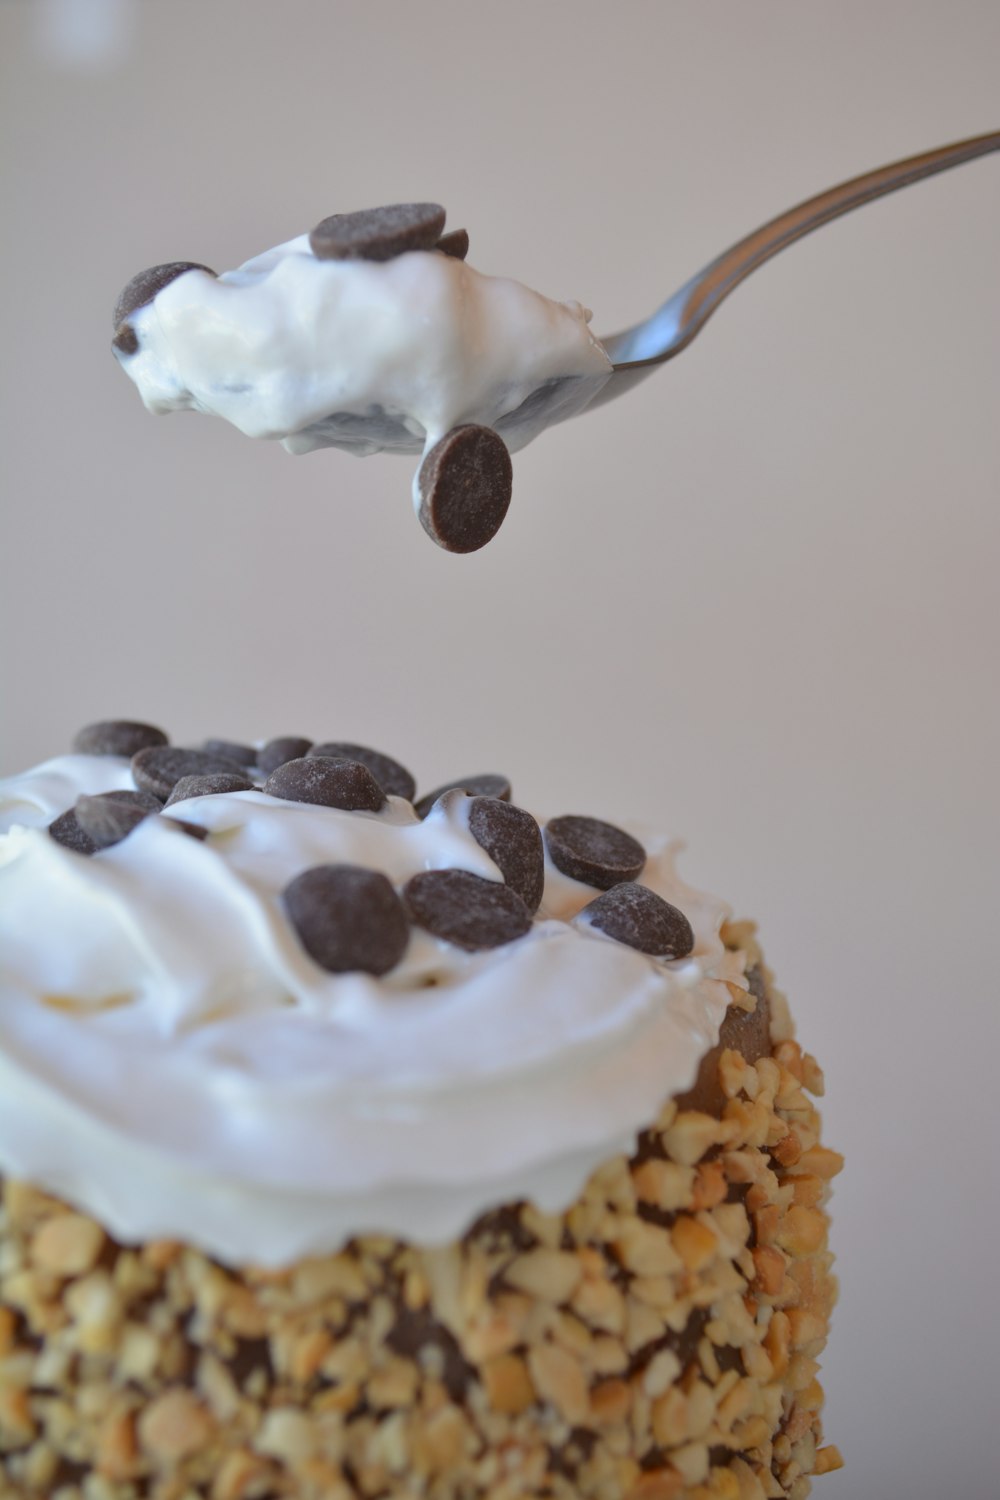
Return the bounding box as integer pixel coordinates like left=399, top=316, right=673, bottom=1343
left=586, top=129, right=1000, bottom=415
left=441, top=128, right=999, bottom=452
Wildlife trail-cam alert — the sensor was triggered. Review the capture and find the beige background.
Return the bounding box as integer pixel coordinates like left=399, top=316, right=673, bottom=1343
left=2, top=2, right=999, bottom=1494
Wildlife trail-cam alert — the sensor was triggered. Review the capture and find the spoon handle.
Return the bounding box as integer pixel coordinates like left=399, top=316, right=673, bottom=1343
left=604, top=131, right=1000, bottom=371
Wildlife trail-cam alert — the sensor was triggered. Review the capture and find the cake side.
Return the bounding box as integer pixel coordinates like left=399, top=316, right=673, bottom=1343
left=0, top=923, right=842, bottom=1500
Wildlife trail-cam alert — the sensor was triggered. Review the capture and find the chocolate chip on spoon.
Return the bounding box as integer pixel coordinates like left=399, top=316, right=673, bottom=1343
left=309, top=743, right=416, bottom=802
left=544, top=814, right=646, bottom=889
left=258, top=737, right=313, bottom=776
left=310, top=203, right=447, bottom=262
left=284, top=865, right=409, bottom=975
left=578, top=882, right=695, bottom=959
left=73, top=720, right=168, bottom=758
left=415, top=774, right=511, bottom=820
left=112, top=262, right=216, bottom=329
left=112, top=323, right=139, bottom=356
left=132, top=746, right=247, bottom=801
left=436, top=228, right=470, bottom=260
left=417, top=424, right=513, bottom=553
left=165, top=773, right=255, bottom=806
left=404, top=868, right=532, bottom=951
left=264, top=757, right=385, bottom=812
left=468, top=798, right=544, bottom=913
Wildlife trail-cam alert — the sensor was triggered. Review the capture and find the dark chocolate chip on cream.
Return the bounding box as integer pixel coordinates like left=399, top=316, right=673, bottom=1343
left=284, top=864, right=409, bottom=976
left=264, top=757, right=385, bottom=813
left=468, top=798, right=545, bottom=914
left=404, top=868, right=532, bottom=951
left=73, top=720, right=168, bottom=758
left=544, top=814, right=646, bottom=889
left=579, top=881, right=695, bottom=959
left=308, top=743, right=416, bottom=803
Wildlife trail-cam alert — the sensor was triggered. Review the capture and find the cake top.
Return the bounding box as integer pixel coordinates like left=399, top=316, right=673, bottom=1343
left=0, top=722, right=743, bottom=1265
left=111, top=203, right=612, bottom=551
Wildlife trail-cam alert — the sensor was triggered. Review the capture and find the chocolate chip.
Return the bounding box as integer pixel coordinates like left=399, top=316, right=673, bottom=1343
left=468, top=798, right=544, bottom=913
left=414, top=773, right=511, bottom=820
left=264, top=757, right=385, bottom=812
left=48, top=808, right=98, bottom=855
left=436, top=228, right=469, bottom=260
left=417, top=424, right=513, bottom=553
left=112, top=322, right=139, bottom=356
left=258, top=736, right=313, bottom=776
left=309, top=202, right=446, bottom=262
left=404, top=868, right=531, bottom=951
left=579, top=882, right=694, bottom=958
left=544, top=815, right=646, bottom=889
left=112, top=262, right=216, bottom=328
left=165, top=773, right=255, bottom=806
left=49, top=790, right=160, bottom=855
left=75, top=791, right=162, bottom=849
left=73, top=720, right=168, bottom=758
left=308, top=743, right=416, bottom=802
left=164, top=817, right=210, bottom=842
left=283, top=865, right=409, bottom=975
left=131, top=746, right=246, bottom=801
left=202, top=738, right=258, bottom=768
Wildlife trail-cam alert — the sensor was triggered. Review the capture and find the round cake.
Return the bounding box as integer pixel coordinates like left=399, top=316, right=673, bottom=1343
left=0, top=723, right=842, bottom=1500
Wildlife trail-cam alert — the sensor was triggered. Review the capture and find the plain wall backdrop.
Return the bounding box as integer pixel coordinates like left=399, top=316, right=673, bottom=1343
left=1, top=3, right=999, bottom=1496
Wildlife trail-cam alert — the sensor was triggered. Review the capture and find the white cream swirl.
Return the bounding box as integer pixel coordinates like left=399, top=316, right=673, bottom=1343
left=0, top=753, right=744, bottom=1265
left=114, top=239, right=612, bottom=472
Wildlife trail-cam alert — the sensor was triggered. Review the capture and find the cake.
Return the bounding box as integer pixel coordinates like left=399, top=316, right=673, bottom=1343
left=0, top=723, right=842, bottom=1500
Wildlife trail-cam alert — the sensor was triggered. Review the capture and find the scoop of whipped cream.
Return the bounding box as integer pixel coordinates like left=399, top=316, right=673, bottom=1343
left=112, top=220, right=612, bottom=537
left=0, top=751, right=744, bottom=1265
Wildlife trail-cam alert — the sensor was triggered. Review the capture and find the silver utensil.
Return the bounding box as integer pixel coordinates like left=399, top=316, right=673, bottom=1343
left=588, top=129, right=1000, bottom=414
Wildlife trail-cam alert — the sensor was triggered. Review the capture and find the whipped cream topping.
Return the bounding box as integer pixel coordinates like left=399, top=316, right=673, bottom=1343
left=0, top=753, right=744, bottom=1265
left=114, top=239, right=613, bottom=481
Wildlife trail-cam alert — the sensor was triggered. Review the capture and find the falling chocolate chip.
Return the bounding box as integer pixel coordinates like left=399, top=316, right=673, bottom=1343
left=131, top=746, right=247, bottom=801
left=309, top=203, right=447, bottom=262
left=436, top=228, right=470, bottom=260
left=165, top=772, right=255, bottom=806
left=112, top=262, right=216, bottom=329
left=75, top=791, right=162, bottom=850
left=73, top=720, right=168, bottom=758
left=308, top=742, right=416, bottom=802
left=468, top=798, right=544, bottom=913
left=414, top=773, right=512, bottom=820
left=579, top=882, right=694, bottom=958
left=264, top=757, right=385, bottom=812
left=404, top=868, right=531, bottom=951
left=417, top=424, right=513, bottom=553
left=544, top=814, right=646, bottom=889
left=258, top=736, right=313, bottom=776
left=202, top=738, right=258, bottom=768
left=283, top=865, right=409, bottom=975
